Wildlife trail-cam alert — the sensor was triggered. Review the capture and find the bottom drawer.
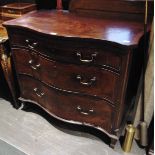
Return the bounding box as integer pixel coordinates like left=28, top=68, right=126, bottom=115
left=19, top=75, right=114, bottom=132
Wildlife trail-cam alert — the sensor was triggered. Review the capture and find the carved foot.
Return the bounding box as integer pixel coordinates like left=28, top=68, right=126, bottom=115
left=110, top=138, right=117, bottom=149
left=12, top=100, right=21, bottom=109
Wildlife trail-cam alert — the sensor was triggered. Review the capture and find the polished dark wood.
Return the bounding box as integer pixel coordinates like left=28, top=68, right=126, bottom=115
left=3, top=9, right=148, bottom=148
left=4, top=10, right=145, bottom=47
left=9, top=30, right=122, bottom=72
left=0, top=2, right=36, bottom=21
left=12, top=47, right=122, bottom=105
left=0, top=39, right=19, bottom=107
left=1, top=3, right=36, bottom=14
left=69, top=0, right=154, bottom=22
left=0, top=2, right=36, bottom=108
left=0, top=41, right=10, bottom=99
left=19, top=75, right=114, bottom=133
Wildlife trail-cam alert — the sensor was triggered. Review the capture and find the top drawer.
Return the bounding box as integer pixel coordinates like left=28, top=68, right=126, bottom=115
left=9, top=29, right=123, bottom=73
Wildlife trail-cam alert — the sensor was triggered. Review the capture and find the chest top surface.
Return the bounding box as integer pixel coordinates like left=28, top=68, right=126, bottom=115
left=3, top=10, right=145, bottom=48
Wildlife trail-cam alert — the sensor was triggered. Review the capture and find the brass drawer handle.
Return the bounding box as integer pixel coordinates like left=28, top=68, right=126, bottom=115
left=33, top=88, right=44, bottom=98
left=76, top=52, right=97, bottom=63
left=29, top=60, right=41, bottom=70
left=25, top=39, right=38, bottom=49
left=7, top=9, right=15, bottom=14
left=76, top=75, right=96, bottom=86
left=77, top=105, right=94, bottom=115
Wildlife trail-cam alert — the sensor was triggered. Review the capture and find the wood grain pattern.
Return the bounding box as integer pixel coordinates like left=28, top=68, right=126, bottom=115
left=9, top=29, right=123, bottom=72
left=4, top=10, right=145, bottom=47
left=12, top=48, right=120, bottom=105
left=19, top=75, right=114, bottom=133
left=1, top=3, right=36, bottom=15
left=3, top=9, right=146, bottom=148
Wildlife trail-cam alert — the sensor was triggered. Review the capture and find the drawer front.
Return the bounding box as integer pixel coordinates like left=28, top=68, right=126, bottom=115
left=9, top=30, right=122, bottom=72
left=1, top=3, right=36, bottom=15
left=19, top=75, right=113, bottom=132
left=18, top=75, right=41, bottom=104
left=40, top=55, right=119, bottom=103
left=12, top=48, right=37, bottom=76
left=13, top=48, right=119, bottom=103
left=2, top=8, right=20, bottom=15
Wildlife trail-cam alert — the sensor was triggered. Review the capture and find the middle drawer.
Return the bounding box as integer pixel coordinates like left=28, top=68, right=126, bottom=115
left=13, top=48, right=120, bottom=103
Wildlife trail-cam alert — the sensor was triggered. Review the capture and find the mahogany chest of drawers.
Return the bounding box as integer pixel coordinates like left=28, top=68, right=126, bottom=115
left=3, top=10, right=145, bottom=148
